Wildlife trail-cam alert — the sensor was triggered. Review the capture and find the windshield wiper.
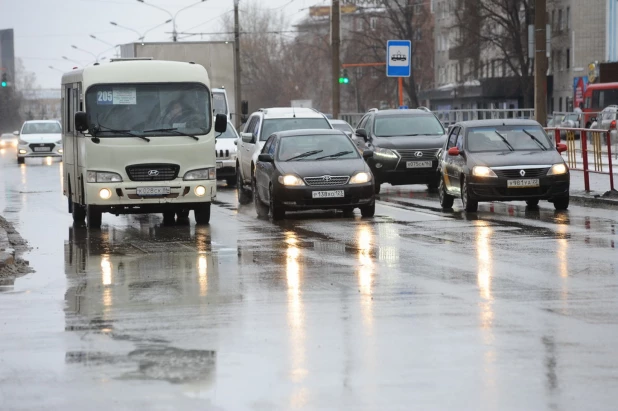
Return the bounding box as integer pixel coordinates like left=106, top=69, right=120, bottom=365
left=315, top=151, right=354, bottom=160
left=142, top=127, right=200, bottom=141
left=522, top=129, right=547, bottom=150
left=92, top=123, right=150, bottom=142
left=286, top=150, right=323, bottom=161
left=494, top=131, right=514, bottom=151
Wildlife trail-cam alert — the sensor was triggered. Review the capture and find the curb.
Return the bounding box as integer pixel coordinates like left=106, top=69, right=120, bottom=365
left=569, top=194, right=618, bottom=209
left=0, top=226, right=15, bottom=269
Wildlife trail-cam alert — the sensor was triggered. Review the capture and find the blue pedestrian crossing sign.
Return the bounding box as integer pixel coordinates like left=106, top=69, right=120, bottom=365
left=387, top=40, right=411, bottom=78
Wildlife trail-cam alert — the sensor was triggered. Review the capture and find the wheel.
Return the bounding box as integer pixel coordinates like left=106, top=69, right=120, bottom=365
left=17, top=157, right=24, bottom=164
left=461, top=176, right=478, bottom=212
left=526, top=199, right=539, bottom=207
left=237, top=169, right=252, bottom=204
left=360, top=203, right=375, bottom=218
left=86, top=205, right=102, bottom=228
left=553, top=196, right=569, bottom=211
left=342, top=207, right=355, bottom=217
left=438, top=176, right=455, bottom=209
left=163, top=211, right=176, bottom=224
left=194, top=202, right=211, bottom=225
left=253, top=179, right=269, bottom=218
left=226, top=176, right=237, bottom=187
left=269, top=185, right=285, bottom=221
left=72, top=202, right=86, bottom=223
left=374, top=181, right=382, bottom=194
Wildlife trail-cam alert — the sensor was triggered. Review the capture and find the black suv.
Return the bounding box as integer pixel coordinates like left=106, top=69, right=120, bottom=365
left=351, top=109, right=448, bottom=194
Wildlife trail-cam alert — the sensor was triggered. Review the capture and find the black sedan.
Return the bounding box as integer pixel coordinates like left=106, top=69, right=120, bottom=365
left=253, top=129, right=376, bottom=220
left=437, top=120, right=570, bottom=212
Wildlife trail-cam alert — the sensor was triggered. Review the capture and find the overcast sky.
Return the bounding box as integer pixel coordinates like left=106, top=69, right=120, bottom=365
left=1, top=0, right=327, bottom=88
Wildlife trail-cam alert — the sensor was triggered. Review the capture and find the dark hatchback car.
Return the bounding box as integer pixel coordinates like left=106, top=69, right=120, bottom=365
left=253, top=129, right=375, bottom=220
left=352, top=109, right=447, bottom=194
left=437, top=120, right=570, bottom=212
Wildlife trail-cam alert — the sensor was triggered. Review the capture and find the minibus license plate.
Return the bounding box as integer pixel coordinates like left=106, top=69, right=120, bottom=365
left=507, top=179, right=540, bottom=188
left=137, top=187, right=170, bottom=196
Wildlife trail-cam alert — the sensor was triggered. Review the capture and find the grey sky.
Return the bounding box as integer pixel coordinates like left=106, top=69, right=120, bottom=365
left=0, top=0, right=327, bottom=88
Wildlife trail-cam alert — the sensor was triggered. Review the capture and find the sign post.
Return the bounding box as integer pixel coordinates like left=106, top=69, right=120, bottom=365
left=387, top=40, right=411, bottom=107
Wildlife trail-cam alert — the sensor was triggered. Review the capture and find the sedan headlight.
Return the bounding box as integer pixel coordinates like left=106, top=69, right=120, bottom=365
left=349, top=172, right=372, bottom=184
left=278, top=174, right=305, bottom=186
left=18, top=139, right=28, bottom=145
left=373, top=147, right=398, bottom=159
left=87, top=171, right=123, bottom=183
left=548, top=163, right=568, bottom=175
left=184, top=168, right=216, bottom=180
left=472, top=166, right=497, bottom=178
left=56, top=140, right=62, bottom=145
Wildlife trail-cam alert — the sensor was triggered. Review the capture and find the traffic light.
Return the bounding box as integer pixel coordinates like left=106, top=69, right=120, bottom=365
left=1, top=73, right=7, bottom=88
left=339, top=69, right=349, bottom=85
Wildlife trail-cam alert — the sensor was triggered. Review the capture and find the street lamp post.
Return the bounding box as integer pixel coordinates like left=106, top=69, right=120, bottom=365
left=71, top=45, right=99, bottom=63
left=48, top=66, right=64, bottom=73
left=62, top=56, right=84, bottom=65
left=90, top=34, right=119, bottom=57
left=110, top=20, right=171, bottom=45
left=136, top=0, right=205, bottom=42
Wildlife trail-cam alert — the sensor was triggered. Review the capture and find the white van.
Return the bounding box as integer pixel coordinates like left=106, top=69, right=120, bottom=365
left=212, top=88, right=230, bottom=120
left=61, top=59, right=227, bottom=228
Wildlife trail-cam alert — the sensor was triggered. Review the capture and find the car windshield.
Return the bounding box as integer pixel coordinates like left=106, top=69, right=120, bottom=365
left=565, top=114, right=579, bottom=121
left=374, top=114, right=444, bottom=137
left=332, top=122, right=353, bottom=133
left=212, top=91, right=227, bottom=116
left=466, top=125, right=553, bottom=152
left=85, top=83, right=211, bottom=137
left=218, top=124, right=238, bottom=138
left=260, top=118, right=331, bottom=141
left=21, top=122, right=61, bottom=134
left=277, top=133, right=359, bottom=161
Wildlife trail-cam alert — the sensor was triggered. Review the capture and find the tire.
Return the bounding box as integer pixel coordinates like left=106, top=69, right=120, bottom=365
left=553, top=196, right=569, bottom=211
left=461, top=176, right=478, bottom=212
left=374, top=181, right=382, bottom=194
left=526, top=199, right=539, bottom=207
left=176, top=210, right=190, bottom=220
left=253, top=179, right=269, bottom=218
left=269, top=185, right=285, bottom=221
left=237, top=169, right=252, bottom=204
left=360, top=203, right=375, bottom=218
left=342, top=207, right=355, bottom=217
left=438, top=176, right=455, bottom=209
left=86, top=205, right=102, bottom=229
left=226, top=176, right=236, bottom=187
left=194, top=202, right=211, bottom=225
left=72, top=202, right=86, bottom=223
left=163, top=211, right=176, bottom=224
left=17, top=157, right=24, bottom=164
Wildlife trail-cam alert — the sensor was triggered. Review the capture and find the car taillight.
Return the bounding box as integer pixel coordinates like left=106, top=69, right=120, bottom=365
left=611, top=120, right=616, bottom=129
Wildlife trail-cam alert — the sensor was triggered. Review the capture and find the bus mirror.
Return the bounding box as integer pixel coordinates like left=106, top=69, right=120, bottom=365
left=214, top=114, right=227, bottom=133
left=241, top=100, right=249, bottom=115
left=75, top=112, right=89, bottom=132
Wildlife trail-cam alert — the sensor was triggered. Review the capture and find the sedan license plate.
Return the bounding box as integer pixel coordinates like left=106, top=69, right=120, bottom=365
left=33, top=147, right=51, bottom=152
left=507, top=179, right=540, bottom=188
left=406, top=161, right=432, bottom=168
left=312, top=190, right=344, bottom=199
left=136, top=187, right=171, bottom=196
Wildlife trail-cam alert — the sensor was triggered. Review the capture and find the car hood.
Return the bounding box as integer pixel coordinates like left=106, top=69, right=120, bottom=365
left=19, top=133, right=61, bottom=143
left=215, top=138, right=237, bottom=152
left=277, top=158, right=369, bottom=177
left=469, top=150, right=564, bottom=168
left=371, top=135, right=447, bottom=150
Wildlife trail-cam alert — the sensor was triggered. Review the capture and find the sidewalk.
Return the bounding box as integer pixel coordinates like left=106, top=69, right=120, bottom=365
left=568, top=170, right=618, bottom=208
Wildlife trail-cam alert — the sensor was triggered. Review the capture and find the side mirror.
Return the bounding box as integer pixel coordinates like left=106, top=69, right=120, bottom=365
left=362, top=149, right=374, bottom=159
left=356, top=128, right=368, bottom=140
left=75, top=112, right=89, bottom=132
left=258, top=153, right=274, bottom=163
left=214, top=114, right=227, bottom=133
left=447, top=147, right=461, bottom=156
left=556, top=143, right=568, bottom=153
left=234, top=139, right=238, bottom=146
left=13, top=130, right=19, bottom=136
left=241, top=132, right=255, bottom=144
left=241, top=100, right=249, bottom=115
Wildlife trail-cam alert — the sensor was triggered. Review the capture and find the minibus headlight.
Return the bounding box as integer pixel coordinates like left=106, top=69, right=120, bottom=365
left=184, top=168, right=216, bottom=180
left=87, top=171, right=123, bottom=183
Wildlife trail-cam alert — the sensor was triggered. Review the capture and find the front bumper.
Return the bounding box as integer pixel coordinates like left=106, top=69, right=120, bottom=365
left=18, top=143, right=62, bottom=158
left=467, top=174, right=570, bottom=201
left=216, top=159, right=236, bottom=178
left=368, top=156, right=438, bottom=185
left=84, top=179, right=217, bottom=211
left=273, top=182, right=374, bottom=210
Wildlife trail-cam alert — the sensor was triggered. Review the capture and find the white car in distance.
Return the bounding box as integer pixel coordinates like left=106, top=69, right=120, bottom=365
left=215, top=120, right=240, bottom=187
left=17, top=120, right=63, bottom=163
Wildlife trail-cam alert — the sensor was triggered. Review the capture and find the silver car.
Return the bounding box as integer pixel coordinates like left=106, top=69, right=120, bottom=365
left=590, top=105, right=618, bottom=144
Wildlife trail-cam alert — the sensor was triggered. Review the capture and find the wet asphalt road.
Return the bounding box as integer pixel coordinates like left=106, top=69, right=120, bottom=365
left=1, top=148, right=618, bottom=410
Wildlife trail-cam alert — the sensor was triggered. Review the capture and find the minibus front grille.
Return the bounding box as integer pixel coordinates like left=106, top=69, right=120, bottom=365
left=126, top=164, right=180, bottom=181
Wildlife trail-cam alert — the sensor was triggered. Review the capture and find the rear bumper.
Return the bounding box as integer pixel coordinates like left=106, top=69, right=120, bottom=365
left=467, top=175, right=570, bottom=201
left=273, top=182, right=374, bottom=210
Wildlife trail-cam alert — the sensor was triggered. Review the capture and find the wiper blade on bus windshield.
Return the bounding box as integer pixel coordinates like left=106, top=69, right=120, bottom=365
left=92, top=123, right=150, bottom=142
left=142, top=127, right=200, bottom=141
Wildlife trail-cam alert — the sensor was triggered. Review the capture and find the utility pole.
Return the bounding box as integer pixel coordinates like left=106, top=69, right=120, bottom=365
left=534, top=0, right=548, bottom=123
left=331, top=0, right=341, bottom=119
left=234, top=0, right=242, bottom=129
